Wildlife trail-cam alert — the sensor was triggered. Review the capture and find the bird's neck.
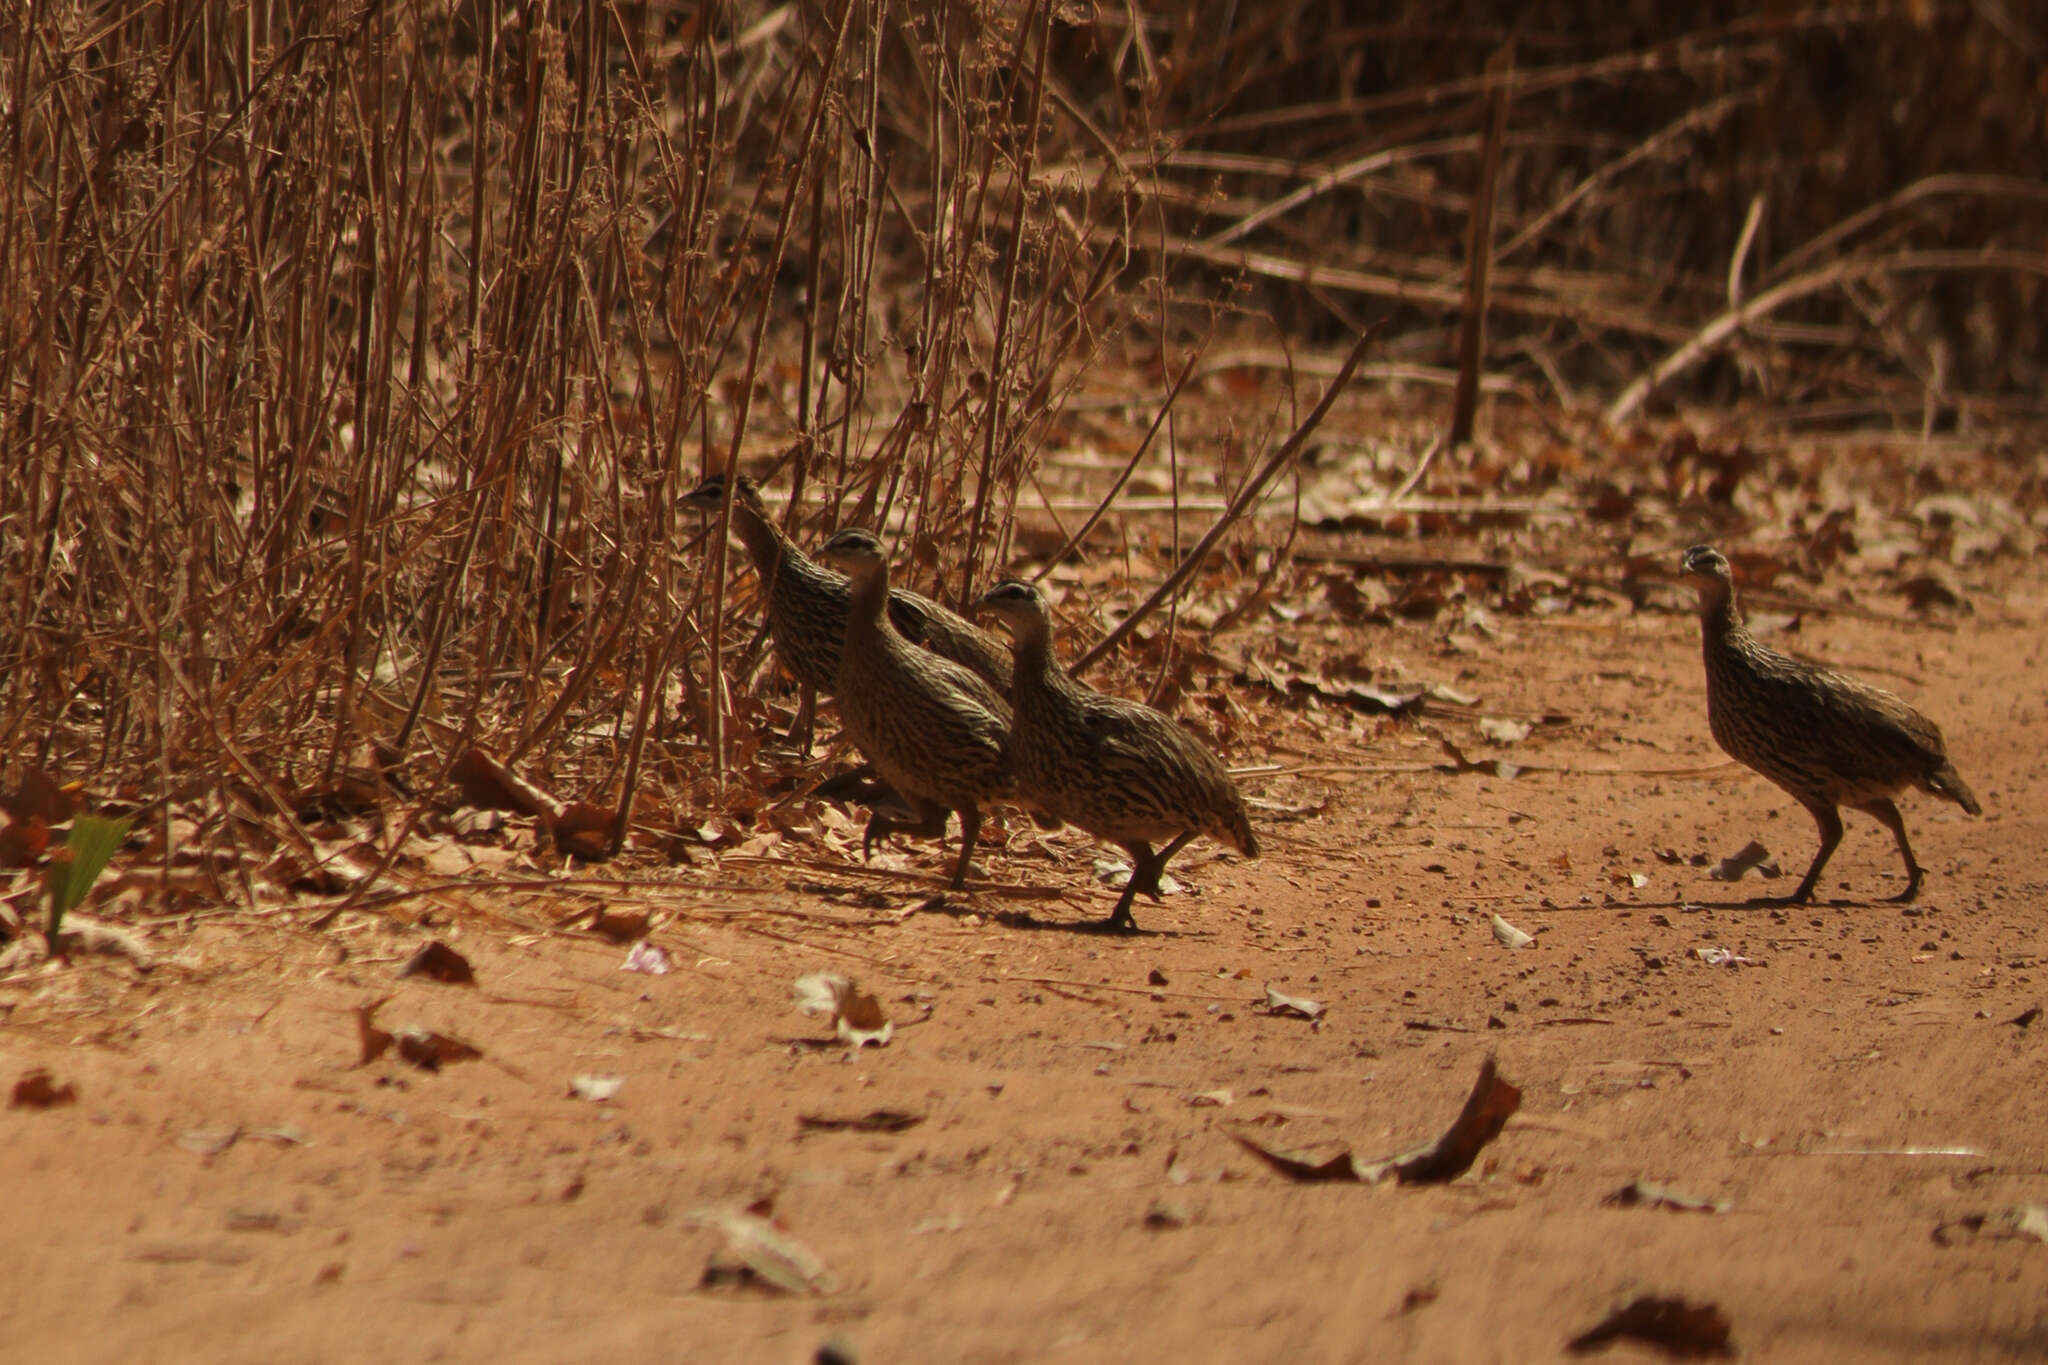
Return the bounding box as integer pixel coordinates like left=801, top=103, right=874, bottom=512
left=1696, top=582, right=1749, bottom=650
left=1006, top=617, right=1055, bottom=687
left=726, top=498, right=792, bottom=582
left=845, top=564, right=891, bottom=640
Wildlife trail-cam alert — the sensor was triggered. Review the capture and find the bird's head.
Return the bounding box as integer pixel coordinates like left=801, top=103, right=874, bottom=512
left=1679, top=544, right=1733, bottom=586
left=973, top=579, right=1048, bottom=634
left=678, top=471, right=763, bottom=513
left=815, top=527, right=887, bottom=578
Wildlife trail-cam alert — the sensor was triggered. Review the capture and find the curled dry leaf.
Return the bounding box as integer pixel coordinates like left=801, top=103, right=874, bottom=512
left=621, top=940, right=672, bottom=975
left=1143, top=1202, right=1190, bottom=1230
left=355, top=998, right=395, bottom=1065
left=10, top=1068, right=78, bottom=1109
left=1933, top=1204, right=2048, bottom=1247
left=177, top=1127, right=241, bottom=1157
left=1230, top=1054, right=1522, bottom=1186
left=1708, top=840, right=1780, bottom=883
left=395, top=1027, right=482, bottom=1071
left=1603, top=1181, right=1730, bottom=1215
left=791, top=972, right=893, bottom=1048
left=1491, top=914, right=1536, bottom=949
left=569, top=1073, right=624, bottom=1102
left=396, top=940, right=475, bottom=986
left=1260, top=985, right=1325, bottom=1021
left=549, top=801, right=615, bottom=860
left=355, top=996, right=481, bottom=1070
left=1478, top=716, right=1532, bottom=745
left=1435, top=735, right=1521, bottom=780
left=1567, top=1295, right=1734, bottom=1358
left=450, top=748, right=561, bottom=819
left=0, top=813, right=51, bottom=869
left=51, top=914, right=153, bottom=971
left=1372, top=1052, right=1524, bottom=1185
left=693, top=1205, right=837, bottom=1295
left=1227, top=1131, right=1365, bottom=1183
left=587, top=906, right=652, bottom=943
left=797, top=1109, right=924, bottom=1135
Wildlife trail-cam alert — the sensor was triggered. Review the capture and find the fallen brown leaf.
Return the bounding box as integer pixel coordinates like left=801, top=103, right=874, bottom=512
left=396, top=940, right=476, bottom=986
left=1226, top=1131, right=1365, bottom=1183
left=395, top=1027, right=483, bottom=1070
left=1374, top=1052, right=1523, bottom=1184
left=798, top=1109, right=924, bottom=1135
left=1567, top=1295, right=1734, bottom=1357
left=11, top=1068, right=77, bottom=1109
left=1603, top=1180, right=1730, bottom=1215
left=450, top=748, right=561, bottom=819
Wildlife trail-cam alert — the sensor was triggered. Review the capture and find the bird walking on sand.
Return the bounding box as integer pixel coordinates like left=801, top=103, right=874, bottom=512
left=975, top=579, right=1257, bottom=931
left=1680, top=544, right=1979, bottom=903
left=679, top=473, right=1011, bottom=747
left=814, top=528, right=1016, bottom=889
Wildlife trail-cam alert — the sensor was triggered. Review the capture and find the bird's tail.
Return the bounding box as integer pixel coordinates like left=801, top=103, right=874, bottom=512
left=1927, top=762, right=1982, bottom=816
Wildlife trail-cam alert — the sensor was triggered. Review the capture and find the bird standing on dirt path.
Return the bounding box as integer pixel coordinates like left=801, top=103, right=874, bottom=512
left=1679, top=544, right=1979, bottom=903
left=975, top=579, right=1257, bottom=931
left=680, top=473, right=1011, bottom=748
left=815, top=528, right=1016, bottom=889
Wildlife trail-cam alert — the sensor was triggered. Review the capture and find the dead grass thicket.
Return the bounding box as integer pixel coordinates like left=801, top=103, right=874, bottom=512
left=3, top=0, right=2044, bottom=913
left=1, top=0, right=1155, bottom=900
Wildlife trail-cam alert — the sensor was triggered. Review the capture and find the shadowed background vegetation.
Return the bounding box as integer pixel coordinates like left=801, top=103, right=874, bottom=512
left=3, top=0, right=2041, bottom=885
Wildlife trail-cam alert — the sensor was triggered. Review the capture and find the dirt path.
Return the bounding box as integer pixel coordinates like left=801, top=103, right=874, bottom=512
left=5, top=555, right=2046, bottom=1364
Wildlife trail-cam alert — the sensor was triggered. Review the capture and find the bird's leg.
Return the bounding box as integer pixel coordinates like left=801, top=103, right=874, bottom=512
left=862, top=797, right=947, bottom=860
left=1855, top=797, right=1924, bottom=903
left=1789, top=798, right=1845, bottom=904
left=949, top=804, right=982, bottom=890
left=1102, top=873, right=1142, bottom=932
left=1086, top=842, right=1153, bottom=933
left=1131, top=832, right=1200, bottom=900
left=790, top=684, right=817, bottom=756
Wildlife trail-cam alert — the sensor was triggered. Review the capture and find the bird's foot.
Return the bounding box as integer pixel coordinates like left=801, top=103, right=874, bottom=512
left=1073, top=910, right=1141, bottom=936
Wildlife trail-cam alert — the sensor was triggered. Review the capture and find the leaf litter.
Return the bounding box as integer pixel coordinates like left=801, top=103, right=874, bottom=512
left=1708, top=840, right=1780, bottom=883
left=1258, top=985, right=1325, bottom=1021
left=568, top=1074, right=624, bottom=1102
left=1933, top=1204, right=2048, bottom=1247
left=396, top=940, right=476, bottom=985
left=791, top=972, right=893, bottom=1048
left=693, top=1201, right=837, bottom=1295
left=11, top=1068, right=77, bottom=1109
left=1230, top=1053, right=1522, bottom=1185
left=1567, top=1295, right=1735, bottom=1358
left=1491, top=914, right=1536, bottom=949
left=1603, top=1181, right=1730, bottom=1215
left=354, top=997, right=483, bottom=1071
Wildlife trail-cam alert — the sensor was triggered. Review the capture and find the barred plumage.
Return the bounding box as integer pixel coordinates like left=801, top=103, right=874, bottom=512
left=679, top=474, right=1012, bottom=724
left=976, top=579, right=1256, bottom=931
left=1681, top=545, right=1980, bottom=904
left=815, top=528, right=1016, bottom=889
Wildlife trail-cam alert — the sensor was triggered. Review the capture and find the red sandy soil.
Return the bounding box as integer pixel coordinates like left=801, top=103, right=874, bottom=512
left=4, top=540, right=2046, bottom=1364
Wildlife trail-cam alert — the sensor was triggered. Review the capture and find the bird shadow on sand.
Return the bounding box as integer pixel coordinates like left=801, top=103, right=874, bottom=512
left=911, top=892, right=1203, bottom=938
left=1625, top=891, right=1908, bottom=912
